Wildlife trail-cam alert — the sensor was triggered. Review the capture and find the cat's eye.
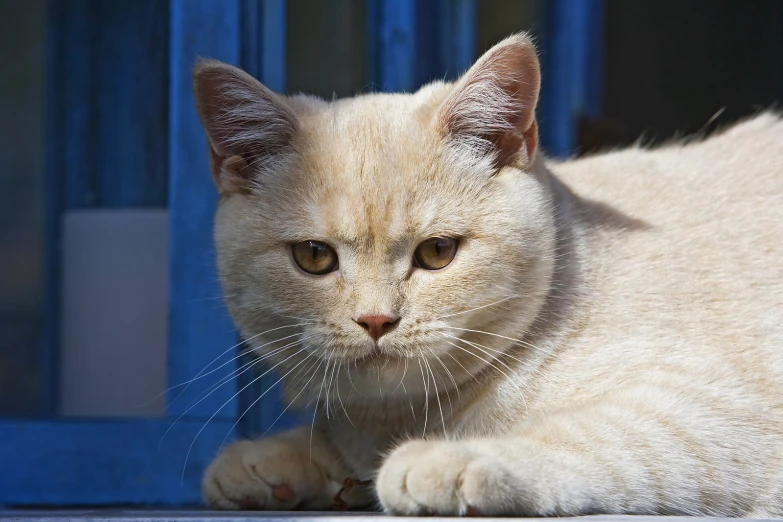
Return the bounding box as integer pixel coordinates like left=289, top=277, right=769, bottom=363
left=414, top=237, right=459, bottom=270
left=292, top=241, right=338, bottom=275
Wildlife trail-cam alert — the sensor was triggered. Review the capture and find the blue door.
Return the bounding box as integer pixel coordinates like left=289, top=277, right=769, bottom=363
left=0, top=0, right=602, bottom=506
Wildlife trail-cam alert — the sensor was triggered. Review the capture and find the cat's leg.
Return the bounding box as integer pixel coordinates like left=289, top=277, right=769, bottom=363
left=376, top=384, right=767, bottom=516
left=202, top=425, right=350, bottom=510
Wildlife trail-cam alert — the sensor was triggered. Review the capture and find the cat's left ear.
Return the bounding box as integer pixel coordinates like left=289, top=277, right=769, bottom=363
left=192, top=59, right=298, bottom=194
left=436, top=33, right=540, bottom=170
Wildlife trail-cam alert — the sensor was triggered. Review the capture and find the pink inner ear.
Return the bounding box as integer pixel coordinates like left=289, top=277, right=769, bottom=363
left=207, top=143, right=254, bottom=194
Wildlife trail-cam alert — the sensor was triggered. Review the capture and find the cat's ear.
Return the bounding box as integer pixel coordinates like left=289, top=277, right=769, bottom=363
left=192, top=59, right=298, bottom=194
left=436, top=33, right=540, bottom=170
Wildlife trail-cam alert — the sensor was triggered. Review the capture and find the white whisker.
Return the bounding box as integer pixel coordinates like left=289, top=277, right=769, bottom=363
left=219, top=351, right=317, bottom=451
left=181, top=342, right=309, bottom=480
left=263, top=358, right=324, bottom=437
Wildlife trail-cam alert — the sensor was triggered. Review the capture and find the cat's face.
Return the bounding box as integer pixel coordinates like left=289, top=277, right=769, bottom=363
left=195, top=35, right=555, bottom=400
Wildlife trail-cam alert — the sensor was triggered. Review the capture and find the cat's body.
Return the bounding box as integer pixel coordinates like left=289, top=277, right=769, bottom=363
left=193, top=35, right=783, bottom=516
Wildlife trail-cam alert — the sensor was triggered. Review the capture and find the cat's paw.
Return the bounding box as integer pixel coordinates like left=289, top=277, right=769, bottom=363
left=376, top=440, right=521, bottom=516
left=202, top=438, right=332, bottom=510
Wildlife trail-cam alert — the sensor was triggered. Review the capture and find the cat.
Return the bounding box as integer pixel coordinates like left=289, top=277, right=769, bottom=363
left=192, top=33, right=783, bottom=516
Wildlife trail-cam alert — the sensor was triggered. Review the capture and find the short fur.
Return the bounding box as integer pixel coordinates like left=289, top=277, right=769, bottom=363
left=193, top=34, right=783, bottom=516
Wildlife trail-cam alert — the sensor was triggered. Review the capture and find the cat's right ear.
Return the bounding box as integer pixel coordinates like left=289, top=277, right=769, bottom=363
left=192, top=59, right=298, bottom=194
left=436, top=33, right=541, bottom=171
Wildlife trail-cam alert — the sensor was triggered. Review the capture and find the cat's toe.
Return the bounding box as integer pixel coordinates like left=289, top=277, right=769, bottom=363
left=377, top=440, right=508, bottom=516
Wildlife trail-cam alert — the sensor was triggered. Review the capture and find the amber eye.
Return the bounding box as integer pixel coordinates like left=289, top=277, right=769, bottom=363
left=414, top=237, right=459, bottom=270
left=292, top=241, right=338, bottom=275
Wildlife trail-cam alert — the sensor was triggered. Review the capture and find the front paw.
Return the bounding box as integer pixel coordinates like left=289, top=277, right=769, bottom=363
left=202, top=438, right=333, bottom=510
left=376, top=440, right=521, bottom=516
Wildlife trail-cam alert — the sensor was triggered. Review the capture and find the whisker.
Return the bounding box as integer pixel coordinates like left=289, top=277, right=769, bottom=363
left=443, top=334, right=517, bottom=376
left=428, top=349, right=457, bottom=418
left=444, top=335, right=532, bottom=412
left=310, top=360, right=331, bottom=463
left=424, top=357, right=448, bottom=440
left=429, top=349, right=460, bottom=397
left=158, top=323, right=308, bottom=409
left=435, top=295, right=519, bottom=320
left=401, top=380, right=416, bottom=421
left=160, top=336, right=310, bottom=449
left=443, top=325, right=541, bottom=352
left=219, top=351, right=317, bottom=451
left=391, top=356, right=409, bottom=395
left=187, top=294, right=237, bottom=302
left=417, top=359, right=429, bottom=437
left=442, top=333, right=516, bottom=365
left=334, top=361, right=354, bottom=427
left=181, top=342, right=309, bottom=481
left=325, top=356, right=339, bottom=421
left=263, top=358, right=325, bottom=437
left=441, top=339, right=512, bottom=380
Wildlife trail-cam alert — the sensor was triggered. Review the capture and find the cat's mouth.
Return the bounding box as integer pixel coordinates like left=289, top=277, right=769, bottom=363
left=349, top=345, right=406, bottom=368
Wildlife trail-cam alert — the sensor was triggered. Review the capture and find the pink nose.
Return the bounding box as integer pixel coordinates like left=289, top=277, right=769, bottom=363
left=355, top=314, right=399, bottom=341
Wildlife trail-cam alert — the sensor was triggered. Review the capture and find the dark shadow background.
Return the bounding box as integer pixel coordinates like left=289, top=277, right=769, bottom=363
left=585, top=0, right=783, bottom=151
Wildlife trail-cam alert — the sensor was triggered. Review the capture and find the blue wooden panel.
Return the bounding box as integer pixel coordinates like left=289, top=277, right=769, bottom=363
left=378, top=0, right=417, bottom=92
left=58, top=0, right=96, bottom=210
left=95, top=1, right=170, bottom=207
left=368, top=0, right=475, bottom=91
left=167, top=0, right=242, bottom=420
left=53, top=0, right=169, bottom=209
left=538, top=0, right=605, bottom=157
left=0, top=419, right=236, bottom=506
left=261, top=0, right=287, bottom=93
left=438, top=0, right=476, bottom=78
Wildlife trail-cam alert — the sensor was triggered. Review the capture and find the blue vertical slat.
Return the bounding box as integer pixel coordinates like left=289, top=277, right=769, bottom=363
left=369, top=0, right=473, bottom=92
left=57, top=1, right=169, bottom=210
left=572, top=0, right=604, bottom=121
left=366, top=0, right=381, bottom=90
left=538, top=0, right=604, bottom=157
left=379, top=0, right=417, bottom=92
left=437, top=0, right=476, bottom=79
left=240, top=0, right=262, bottom=79
left=448, top=0, right=476, bottom=75
left=261, top=0, right=287, bottom=93
left=168, top=0, right=242, bottom=420
left=96, top=1, right=169, bottom=207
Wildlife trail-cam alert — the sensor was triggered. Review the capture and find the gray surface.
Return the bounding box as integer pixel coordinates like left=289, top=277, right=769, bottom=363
left=60, top=209, right=169, bottom=418
left=1, top=513, right=781, bottom=522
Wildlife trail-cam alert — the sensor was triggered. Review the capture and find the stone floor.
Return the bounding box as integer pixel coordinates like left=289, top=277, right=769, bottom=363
left=1, top=513, right=780, bottom=522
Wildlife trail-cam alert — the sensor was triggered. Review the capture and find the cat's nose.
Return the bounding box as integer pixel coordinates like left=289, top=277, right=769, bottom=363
left=355, top=314, right=400, bottom=341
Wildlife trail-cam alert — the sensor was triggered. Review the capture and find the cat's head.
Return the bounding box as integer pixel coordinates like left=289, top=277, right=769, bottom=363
left=193, top=34, right=556, bottom=401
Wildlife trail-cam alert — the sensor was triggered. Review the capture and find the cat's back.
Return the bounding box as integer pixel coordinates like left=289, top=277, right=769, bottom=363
left=545, top=112, right=783, bottom=395
left=556, top=112, right=783, bottom=222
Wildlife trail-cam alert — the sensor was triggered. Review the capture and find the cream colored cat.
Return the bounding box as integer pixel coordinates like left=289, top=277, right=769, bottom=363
left=192, top=34, right=783, bottom=516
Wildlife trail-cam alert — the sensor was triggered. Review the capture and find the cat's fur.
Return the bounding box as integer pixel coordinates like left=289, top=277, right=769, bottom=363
left=192, top=34, right=783, bottom=516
